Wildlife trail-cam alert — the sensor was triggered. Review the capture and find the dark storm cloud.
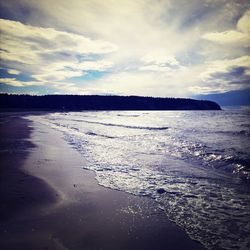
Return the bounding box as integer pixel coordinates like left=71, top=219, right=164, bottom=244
left=211, top=66, right=250, bottom=86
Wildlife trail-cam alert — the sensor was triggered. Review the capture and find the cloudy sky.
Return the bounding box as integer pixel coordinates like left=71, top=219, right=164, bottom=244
left=0, top=0, right=249, bottom=98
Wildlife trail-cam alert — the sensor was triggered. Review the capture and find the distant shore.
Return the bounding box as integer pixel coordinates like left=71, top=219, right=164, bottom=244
left=0, top=112, right=205, bottom=250
left=0, top=94, right=221, bottom=110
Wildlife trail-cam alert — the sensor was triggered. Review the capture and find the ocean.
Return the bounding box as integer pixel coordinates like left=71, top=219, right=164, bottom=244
left=31, top=110, right=250, bottom=250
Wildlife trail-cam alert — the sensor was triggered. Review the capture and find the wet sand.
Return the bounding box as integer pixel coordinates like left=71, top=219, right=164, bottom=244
left=0, top=112, right=206, bottom=250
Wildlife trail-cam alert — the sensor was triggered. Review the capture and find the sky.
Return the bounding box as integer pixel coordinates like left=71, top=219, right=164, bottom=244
left=0, top=0, right=249, bottom=99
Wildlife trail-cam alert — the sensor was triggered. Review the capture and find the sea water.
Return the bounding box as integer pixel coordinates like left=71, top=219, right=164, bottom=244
left=31, top=110, right=250, bottom=250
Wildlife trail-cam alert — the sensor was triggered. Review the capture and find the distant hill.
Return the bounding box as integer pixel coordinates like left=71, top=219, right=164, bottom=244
left=194, top=89, right=250, bottom=107
left=0, top=94, right=221, bottom=111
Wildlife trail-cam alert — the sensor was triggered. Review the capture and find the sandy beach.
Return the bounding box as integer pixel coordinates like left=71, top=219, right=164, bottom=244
left=0, top=112, right=205, bottom=250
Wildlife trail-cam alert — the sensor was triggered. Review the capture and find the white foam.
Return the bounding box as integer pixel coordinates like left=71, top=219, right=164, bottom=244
left=30, top=111, right=250, bottom=250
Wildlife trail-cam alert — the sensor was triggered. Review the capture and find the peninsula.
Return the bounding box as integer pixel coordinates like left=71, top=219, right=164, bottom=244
left=0, top=94, right=221, bottom=110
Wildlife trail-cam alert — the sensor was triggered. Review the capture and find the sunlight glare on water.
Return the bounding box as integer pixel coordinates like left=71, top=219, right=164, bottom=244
left=31, top=110, right=250, bottom=250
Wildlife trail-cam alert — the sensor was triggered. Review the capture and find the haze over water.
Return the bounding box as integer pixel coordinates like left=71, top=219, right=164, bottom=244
left=32, top=110, right=250, bottom=250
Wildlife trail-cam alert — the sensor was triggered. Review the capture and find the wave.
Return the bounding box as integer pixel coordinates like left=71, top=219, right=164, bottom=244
left=219, top=130, right=250, bottom=137
left=73, top=119, right=169, bottom=131
left=34, top=111, right=250, bottom=250
left=167, top=137, right=250, bottom=181
left=85, top=131, right=116, bottom=139
left=48, top=121, right=117, bottom=139
left=117, top=114, right=140, bottom=117
left=203, top=129, right=250, bottom=138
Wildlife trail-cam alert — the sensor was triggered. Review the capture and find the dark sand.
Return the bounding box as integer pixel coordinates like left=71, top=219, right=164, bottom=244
left=0, top=112, right=206, bottom=250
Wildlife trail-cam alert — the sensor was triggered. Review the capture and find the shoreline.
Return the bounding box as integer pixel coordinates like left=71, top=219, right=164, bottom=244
left=0, top=112, right=206, bottom=250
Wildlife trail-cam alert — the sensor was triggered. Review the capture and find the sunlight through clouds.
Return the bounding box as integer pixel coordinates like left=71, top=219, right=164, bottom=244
left=0, top=0, right=249, bottom=97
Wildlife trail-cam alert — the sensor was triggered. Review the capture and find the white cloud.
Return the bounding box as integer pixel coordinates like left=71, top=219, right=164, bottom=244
left=194, top=55, right=250, bottom=94
left=30, top=59, right=113, bottom=82
left=7, top=69, right=21, bottom=75
left=0, top=78, right=44, bottom=87
left=0, top=18, right=117, bottom=85
left=141, top=51, right=180, bottom=66
left=202, top=10, right=250, bottom=46
left=32, top=70, right=85, bottom=82
left=0, top=0, right=249, bottom=97
left=237, top=10, right=250, bottom=33
left=188, top=85, right=230, bottom=95
left=139, top=65, right=174, bottom=73
left=139, top=50, right=187, bottom=77
left=200, top=56, right=250, bottom=81
left=202, top=30, right=249, bottom=45
left=73, top=60, right=114, bottom=71
left=0, top=18, right=118, bottom=55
